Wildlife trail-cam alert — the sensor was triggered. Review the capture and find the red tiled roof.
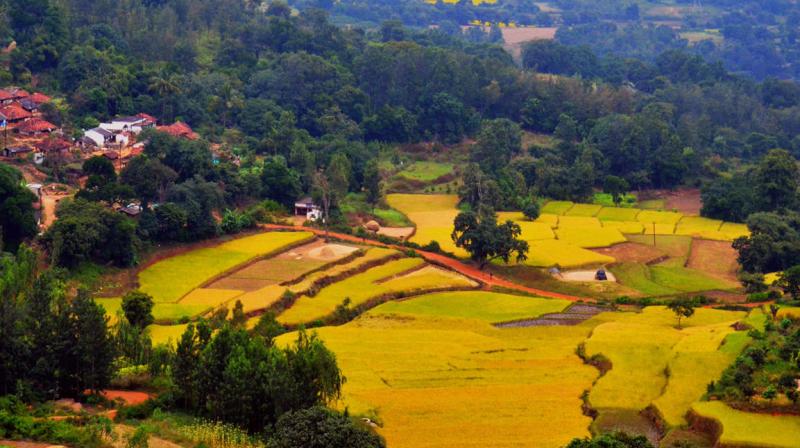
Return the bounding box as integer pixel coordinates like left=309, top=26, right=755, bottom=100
left=0, top=90, right=14, bottom=101
left=12, top=89, right=29, bottom=99
left=16, top=118, right=57, bottom=134
left=29, top=92, right=51, bottom=104
left=157, top=121, right=199, bottom=140
left=0, top=103, right=32, bottom=120
left=136, top=113, right=157, bottom=125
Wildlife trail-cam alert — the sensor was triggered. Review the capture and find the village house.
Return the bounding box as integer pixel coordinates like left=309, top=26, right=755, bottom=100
left=294, top=197, right=322, bottom=221
left=101, top=114, right=157, bottom=134
left=0, top=103, right=32, bottom=124
left=0, top=88, right=29, bottom=105
left=82, top=127, right=114, bottom=148
left=16, top=118, right=57, bottom=136
left=35, top=138, right=71, bottom=155
left=2, top=145, right=32, bottom=157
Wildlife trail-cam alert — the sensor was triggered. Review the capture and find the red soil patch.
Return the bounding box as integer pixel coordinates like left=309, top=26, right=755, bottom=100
left=593, top=242, right=667, bottom=264
left=101, top=390, right=153, bottom=406
left=640, top=188, right=702, bottom=215
left=687, top=239, right=739, bottom=282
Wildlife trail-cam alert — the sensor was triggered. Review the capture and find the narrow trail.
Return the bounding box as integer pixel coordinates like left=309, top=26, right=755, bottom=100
left=261, top=224, right=590, bottom=302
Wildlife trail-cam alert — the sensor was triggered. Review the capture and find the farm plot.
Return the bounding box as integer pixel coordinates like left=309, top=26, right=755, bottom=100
left=524, top=239, right=614, bottom=269
left=286, top=247, right=400, bottom=294
left=585, top=307, right=748, bottom=427
left=147, top=323, right=190, bottom=346
left=278, top=258, right=477, bottom=326
left=207, top=241, right=358, bottom=291
left=597, top=207, right=641, bottom=222
left=138, top=231, right=313, bottom=303
left=691, top=401, right=800, bottom=448
left=277, top=291, right=597, bottom=448
left=396, top=161, right=454, bottom=182
left=686, top=239, right=739, bottom=282
left=674, top=216, right=723, bottom=240
left=387, top=194, right=466, bottom=257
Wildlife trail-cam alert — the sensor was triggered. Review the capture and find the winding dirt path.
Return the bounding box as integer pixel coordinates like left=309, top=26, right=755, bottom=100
left=261, top=224, right=589, bottom=302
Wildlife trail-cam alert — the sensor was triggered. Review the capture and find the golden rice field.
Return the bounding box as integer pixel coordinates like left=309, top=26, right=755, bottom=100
left=277, top=291, right=597, bottom=448
left=584, top=307, right=750, bottom=427
left=386, top=194, right=467, bottom=257
left=691, top=401, right=800, bottom=448
left=138, top=231, right=313, bottom=303
left=277, top=293, right=763, bottom=447
left=390, top=195, right=749, bottom=269
left=277, top=258, right=478, bottom=325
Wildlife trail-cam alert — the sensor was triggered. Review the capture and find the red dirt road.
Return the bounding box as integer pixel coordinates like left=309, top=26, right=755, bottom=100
left=262, top=224, right=589, bottom=302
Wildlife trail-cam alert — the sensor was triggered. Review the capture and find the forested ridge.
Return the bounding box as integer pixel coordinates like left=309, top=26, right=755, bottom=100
left=0, top=0, right=799, bottom=270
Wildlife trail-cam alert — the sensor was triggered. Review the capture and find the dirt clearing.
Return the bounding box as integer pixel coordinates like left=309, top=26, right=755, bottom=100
left=377, top=226, right=415, bottom=240
left=687, top=239, right=739, bottom=282
left=279, top=240, right=358, bottom=261
left=593, top=242, right=667, bottom=264
left=559, top=270, right=617, bottom=283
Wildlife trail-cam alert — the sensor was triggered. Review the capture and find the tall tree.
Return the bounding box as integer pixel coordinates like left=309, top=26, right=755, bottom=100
left=451, top=208, right=529, bottom=269
left=0, top=164, right=38, bottom=252
left=755, top=149, right=798, bottom=210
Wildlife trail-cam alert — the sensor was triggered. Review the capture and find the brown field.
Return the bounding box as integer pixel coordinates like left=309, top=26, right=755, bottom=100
left=207, top=241, right=359, bottom=291
left=501, top=27, right=558, bottom=45
left=639, top=188, right=702, bottom=215
left=687, top=239, right=739, bottom=282
left=593, top=242, right=667, bottom=264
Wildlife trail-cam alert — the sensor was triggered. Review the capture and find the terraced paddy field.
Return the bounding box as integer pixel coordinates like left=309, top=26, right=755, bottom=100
left=585, top=307, right=759, bottom=429
left=278, top=258, right=478, bottom=326
left=691, top=401, right=800, bottom=448
left=389, top=195, right=748, bottom=272
left=138, top=231, right=314, bottom=303
left=277, top=293, right=766, bottom=447
left=278, top=291, right=597, bottom=448
left=386, top=193, right=467, bottom=257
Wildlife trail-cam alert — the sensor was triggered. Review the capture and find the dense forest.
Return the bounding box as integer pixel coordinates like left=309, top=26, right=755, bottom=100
left=293, top=0, right=800, bottom=80
left=0, top=0, right=800, bottom=274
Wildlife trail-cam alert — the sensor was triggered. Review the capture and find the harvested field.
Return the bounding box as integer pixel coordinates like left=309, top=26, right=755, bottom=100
left=179, top=288, right=243, bottom=307
left=593, top=242, right=667, bottom=264
left=501, top=26, right=557, bottom=45
left=286, top=247, right=399, bottom=293
left=207, top=241, right=357, bottom=291
left=664, top=189, right=702, bottom=215
left=139, top=231, right=313, bottom=302
left=687, top=239, right=738, bottom=282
